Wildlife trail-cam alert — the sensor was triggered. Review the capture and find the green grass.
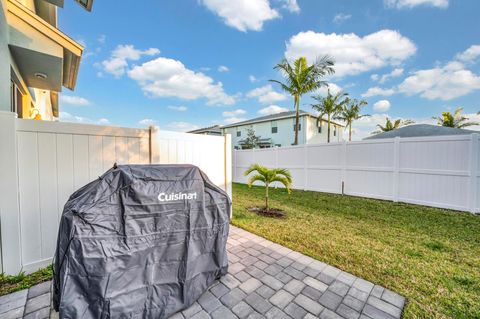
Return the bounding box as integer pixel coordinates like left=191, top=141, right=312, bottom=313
left=0, top=265, right=53, bottom=296
left=231, top=183, right=480, bottom=319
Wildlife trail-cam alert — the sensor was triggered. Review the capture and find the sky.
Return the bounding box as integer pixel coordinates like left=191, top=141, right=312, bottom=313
left=57, top=0, right=480, bottom=139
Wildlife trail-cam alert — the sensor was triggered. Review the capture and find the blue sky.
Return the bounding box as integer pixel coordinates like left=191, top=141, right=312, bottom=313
left=58, top=0, right=480, bottom=139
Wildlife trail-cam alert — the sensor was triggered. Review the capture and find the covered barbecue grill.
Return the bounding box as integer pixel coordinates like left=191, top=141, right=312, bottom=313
left=53, top=164, right=231, bottom=319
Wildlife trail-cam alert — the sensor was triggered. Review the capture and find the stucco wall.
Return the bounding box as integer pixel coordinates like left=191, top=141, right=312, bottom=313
left=0, top=0, right=10, bottom=112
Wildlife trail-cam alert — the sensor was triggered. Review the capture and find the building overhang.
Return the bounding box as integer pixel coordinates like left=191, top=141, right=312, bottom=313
left=6, top=0, right=84, bottom=91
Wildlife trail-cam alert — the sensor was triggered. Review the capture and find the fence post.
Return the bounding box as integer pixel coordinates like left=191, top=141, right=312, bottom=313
left=304, top=144, right=308, bottom=190
left=224, top=134, right=232, bottom=200
left=149, top=125, right=160, bottom=164
left=0, top=111, right=22, bottom=274
left=341, top=140, right=347, bottom=194
left=469, top=133, right=479, bottom=213
left=392, top=137, right=400, bottom=202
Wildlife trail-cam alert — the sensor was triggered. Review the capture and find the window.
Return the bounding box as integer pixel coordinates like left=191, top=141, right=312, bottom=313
left=318, top=125, right=322, bottom=133
left=236, top=130, right=241, bottom=137
left=333, top=126, right=337, bottom=137
left=271, top=121, right=278, bottom=134
left=293, top=124, right=301, bottom=131
left=10, top=80, right=23, bottom=118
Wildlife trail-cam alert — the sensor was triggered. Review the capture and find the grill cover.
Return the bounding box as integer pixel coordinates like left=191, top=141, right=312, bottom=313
left=53, top=164, right=230, bottom=319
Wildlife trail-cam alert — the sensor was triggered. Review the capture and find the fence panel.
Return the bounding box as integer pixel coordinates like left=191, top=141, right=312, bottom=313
left=151, top=130, right=232, bottom=198
left=14, top=120, right=150, bottom=272
left=233, top=134, right=479, bottom=214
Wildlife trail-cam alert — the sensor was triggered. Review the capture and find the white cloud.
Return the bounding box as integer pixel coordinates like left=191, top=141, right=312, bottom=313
left=60, top=95, right=90, bottom=106
left=218, top=65, right=230, bottom=72
left=102, top=45, right=160, bottom=77
left=200, top=0, right=280, bottom=32
left=397, top=61, right=480, bottom=100
left=280, top=0, right=300, bottom=13
left=372, top=68, right=404, bottom=83
left=97, top=118, right=110, bottom=125
left=59, top=112, right=109, bottom=125
left=362, top=86, right=396, bottom=97
left=247, top=84, right=287, bottom=104
left=285, top=29, right=416, bottom=77
left=384, top=0, right=448, bottom=9
left=168, top=105, right=188, bottom=112
left=167, top=121, right=200, bottom=132
left=128, top=57, right=235, bottom=106
left=224, top=117, right=247, bottom=124
left=98, top=34, right=106, bottom=45
left=351, top=113, right=390, bottom=140
left=333, top=13, right=351, bottom=23
left=258, top=105, right=289, bottom=115
left=223, top=109, right=246, bottom=117
left=373, top=100, right=391, bottom=112
left=316, top=83, right=343, bottom=96
left=249, top=75, right=258, bottom=83
left=456, top=45, right=480, bottom=64
left=138, top=118, right=157, bottom=126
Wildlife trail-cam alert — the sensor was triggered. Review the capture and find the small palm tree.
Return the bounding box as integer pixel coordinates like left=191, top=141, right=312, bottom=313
left=311, top=90, right=349, bottom=143
left=372, top=118, right=414, bottom=134
left=335, top=98, right=369, bottom=141
left=244, top=164, right=292, bottom=211
left=270, top=56, right=335, bottom=145
left=433, top=107, right=479, bottom=128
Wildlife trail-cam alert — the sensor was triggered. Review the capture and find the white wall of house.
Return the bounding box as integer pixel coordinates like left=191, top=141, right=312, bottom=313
left=305, top=117, right=343, bottom=144
left=0, top=0, right=9, bottom=112
left=224, top=115, right=343, bottom=149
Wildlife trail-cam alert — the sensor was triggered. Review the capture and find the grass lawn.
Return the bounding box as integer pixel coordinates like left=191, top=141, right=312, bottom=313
left=0, top=265, right=52, bottom=296
left=232, top=183, right=480, bottom=319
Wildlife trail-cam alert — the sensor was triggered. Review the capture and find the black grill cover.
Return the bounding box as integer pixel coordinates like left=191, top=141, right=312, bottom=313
left=53, top=164, right=230, bottom=319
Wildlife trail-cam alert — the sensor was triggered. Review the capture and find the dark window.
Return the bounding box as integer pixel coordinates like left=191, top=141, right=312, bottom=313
left=333, top=127, right=337, bottom=137
left=237, top=131, right=241, bottom=137
left=293, top=124, right=301, bottom=131
left=272, top=126, right=278, bottom=134
left=318, top=126, right=322, bottom=133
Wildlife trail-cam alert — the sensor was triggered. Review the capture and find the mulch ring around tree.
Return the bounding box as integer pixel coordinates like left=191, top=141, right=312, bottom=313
left=248, top=207, right=286, bottom=218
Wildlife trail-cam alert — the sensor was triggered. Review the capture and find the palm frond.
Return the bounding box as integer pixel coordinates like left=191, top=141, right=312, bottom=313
left=247, top=174, right=266, bottom=188
left=270, top=176, right=292, bottom=194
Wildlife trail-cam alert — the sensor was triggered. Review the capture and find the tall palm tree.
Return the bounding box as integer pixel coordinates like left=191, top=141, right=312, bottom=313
left=311, top=90, right=349, bottom=143
left=244, top=164, right=292, bottom=211
left=372, top=118, right=414, bottom=134
left=270, top=56, right=335, bottom=145
left=433, top=107, right=479, bottom=128
left=335, top=98, right=369, bottom=141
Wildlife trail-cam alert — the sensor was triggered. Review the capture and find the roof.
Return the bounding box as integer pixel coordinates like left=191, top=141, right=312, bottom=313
left=365, top=124, right=479, bottom=140
left=188, top=125, right=222, bottom=134
left=221, top=110, right=344, bottom=128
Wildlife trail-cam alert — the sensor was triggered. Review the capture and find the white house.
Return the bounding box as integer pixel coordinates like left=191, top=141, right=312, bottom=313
left=221, top=110, right=344, bottom=149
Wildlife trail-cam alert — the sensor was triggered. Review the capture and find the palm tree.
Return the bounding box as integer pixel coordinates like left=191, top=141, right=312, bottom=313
left=433, top=107, right=479, bottom=128
left=270, top=56, right=335, bottom=145
left=372, top=118, right=414, bottom=134
left=311, top=89, right=349, bottom=143
left=244, top=164, right=292, bottom=211
left=335, top=98, right=369, bottom=141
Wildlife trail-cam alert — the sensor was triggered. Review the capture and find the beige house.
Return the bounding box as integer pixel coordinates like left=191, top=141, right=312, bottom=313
left=0, top=0, right=93, bottom=121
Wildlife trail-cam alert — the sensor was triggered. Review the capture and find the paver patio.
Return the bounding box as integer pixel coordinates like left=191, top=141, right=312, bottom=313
left=0, top=225, right=405, bottom=319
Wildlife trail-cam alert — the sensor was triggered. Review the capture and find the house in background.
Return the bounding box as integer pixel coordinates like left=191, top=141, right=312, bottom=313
left=0, top=0, right=93, bottom=122
left=365, top=124, right=479, bottom=140
left=188, top=125, right=223, bottom=136
left=221, top=110, right=344, bottom=149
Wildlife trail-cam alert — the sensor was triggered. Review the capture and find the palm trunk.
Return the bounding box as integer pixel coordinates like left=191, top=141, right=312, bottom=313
left=294, top=96, right=299, bottom=145
left=327, top=115, right=331, bottom=143
left=265, top=183, right=269, bottom=211
left=349, top=124, right=352, bottom=141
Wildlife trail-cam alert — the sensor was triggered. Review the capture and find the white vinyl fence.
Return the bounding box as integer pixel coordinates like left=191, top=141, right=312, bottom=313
left=234, top=134, right=480, bottom=214
left=0, top=113, right=231, bottom=275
